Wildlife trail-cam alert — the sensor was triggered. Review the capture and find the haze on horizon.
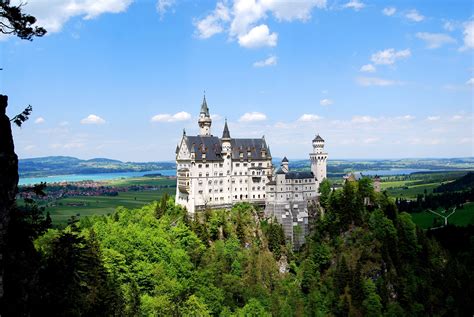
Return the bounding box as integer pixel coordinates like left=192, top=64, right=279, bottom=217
left=3, top=0, right=473, bottom=162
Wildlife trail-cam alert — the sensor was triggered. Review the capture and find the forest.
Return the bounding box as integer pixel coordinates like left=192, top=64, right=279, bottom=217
left=2, top=179, right=473, bottom=316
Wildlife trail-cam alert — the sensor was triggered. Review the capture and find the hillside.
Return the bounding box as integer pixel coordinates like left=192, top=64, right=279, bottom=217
left=19, top=156, right=176, bottom=177
left=434, top=171, right=474, bottom=193
left=3, top=181, right=473, bottom=316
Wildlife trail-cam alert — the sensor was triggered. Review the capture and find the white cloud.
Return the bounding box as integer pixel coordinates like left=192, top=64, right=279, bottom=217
left=405, top=9, right=424, bottom=22
left=239, top=112, right=267, bottom=122
left=24, top=145, right=36, bottom=151
left=194, top=2, right=231, bottom=39
left=320, top=99, right=333, bottom=106
left=371, top=48, right=411, bottom=65
left=34, top=117, right=45, bottom=124
left=156, top=0, right=176, bottom=17
left=416, top=32, right=456, bottom=49
left=443, top=21, right=455, bottom=32
left=298, top=114, right=321, bottom=122
left=80, top=114, right=105, bottom=124
left=238, top=24, right=277, bottom=48
left=397, top=115, right=415, bottom=121
left=450, top=115, right=464, bottom=121
left=59, top=121, right=70, bottom=126
left=18, top=0, right=133, bottom=33
left=466, top=78, right=474, bottom=86
left=253, top=55, right=277, bottom=67
left=382, top=7, right=396, bottom=16
left=427, top=116, right=440, bottom=121
left=351, top=115, right=378, bottom=123
left=343, top=0, right=365, bottom=11
left=63, top=142, right=85, bottom=149
left=356, top=77, right=398, bottom=87
left=360, top=64, right=376, bottom=73
left=461, top=20, right=474, bottom=50
left=151, top=111, right=191, bottom=122
left=195, top=0, right=326, bottom=48
left=266, top=0, right=326, bottom=21
left=211, top=114, right=223, bottom=121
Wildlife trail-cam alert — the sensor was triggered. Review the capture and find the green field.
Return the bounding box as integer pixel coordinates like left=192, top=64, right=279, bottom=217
left=410, top=202, right=474, bottom=229
left=47, top=188, right=174, bottom=226
left=105, top=177, right=176, bottom=187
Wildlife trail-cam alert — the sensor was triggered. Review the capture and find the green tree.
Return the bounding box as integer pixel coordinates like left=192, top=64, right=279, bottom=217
left=319, top=178, right=332, bottom=210
left=181, top=295, right=211, bottom=317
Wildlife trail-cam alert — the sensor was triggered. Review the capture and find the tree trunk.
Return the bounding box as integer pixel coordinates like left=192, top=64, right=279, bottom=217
left=0, top=94, right=19, bottom=300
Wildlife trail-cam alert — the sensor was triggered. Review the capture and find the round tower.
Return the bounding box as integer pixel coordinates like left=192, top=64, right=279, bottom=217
left=310, top=134, right=328, bottom=183
left=281, top=157, right=289, bottom=173
left=198, top=95, right=212, bottom=136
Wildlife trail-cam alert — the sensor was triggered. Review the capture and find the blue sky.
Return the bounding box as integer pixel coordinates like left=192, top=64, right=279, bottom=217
left=2, top=0, right=473, bottom=161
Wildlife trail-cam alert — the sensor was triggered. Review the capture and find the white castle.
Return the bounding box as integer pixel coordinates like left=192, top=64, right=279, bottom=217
left=175, top=97, right=328, bottom=245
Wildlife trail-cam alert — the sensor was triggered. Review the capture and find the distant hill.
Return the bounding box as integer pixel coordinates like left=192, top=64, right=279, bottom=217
left=19, top=156, right=176, bottom=177
left=434, top=172, right=474, bottom=193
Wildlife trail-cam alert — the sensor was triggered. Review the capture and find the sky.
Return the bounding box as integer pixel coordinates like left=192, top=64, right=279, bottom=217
left=1, top=0, right=473, bottom=162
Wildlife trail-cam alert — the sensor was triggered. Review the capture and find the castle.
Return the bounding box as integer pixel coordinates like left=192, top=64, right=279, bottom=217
left=175, top=96, right=327, bottom=246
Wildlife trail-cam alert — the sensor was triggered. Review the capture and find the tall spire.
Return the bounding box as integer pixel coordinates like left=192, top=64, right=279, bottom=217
left=222, top=118, right=230, bottom=139
left=200, top=94, right=209, bottom=116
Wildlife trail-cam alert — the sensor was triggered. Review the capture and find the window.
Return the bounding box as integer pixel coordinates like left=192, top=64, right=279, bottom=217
left=198, top=164, right=202, bottom=168
left=205, top=164, right=209, bottom=168
left=199, top=173, right=202, bottom=177
left=258, top=163, right=262, bottom=167
left=236, top=163, right=240, bottom=167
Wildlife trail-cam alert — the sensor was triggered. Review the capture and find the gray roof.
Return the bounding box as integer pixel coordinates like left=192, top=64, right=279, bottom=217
left=313, top=134, right=324, bottom=142
left=282, top=156, right=289, bottom=163
left=231, top=138, right=270, bottom=160
left=222, top=120, right=231, bottom=139
left=200, top=95, right=209, bottom=116
left=182, top=135, right=271, bottom=161
left=185, top=135, right=223, bottom=161
left=285, top=171, right=314, bottom=179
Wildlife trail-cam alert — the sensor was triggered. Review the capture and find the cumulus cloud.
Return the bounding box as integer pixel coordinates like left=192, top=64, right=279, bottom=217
left=382, top=7, right=396, bottom=16
left=239, top=112, right=267, bottom=122
left=371, top=48, right=411, bottom=65
left=356, top=77, right=398, bottom=87
left=298, top=114, right=321, bottom=122
left=461, top=20, right=474, bottom=50
left=194, top=2, right=231, bottom=39
left=343, top=0, right=365, bottom=11
left=238, top=24, right=277, bottom=48
left=351, top=115, right=378, bottom=123
left=80, top=114, right=105, bottom=124
left=360, top=64, right=376, bottom=73
left=151, top=111, right=191, bottom=122
left=320, top=99, right=333, bottom=106
left=18, top=0, right=133, bottom=33
left=253, top=55, right=277, bottom=67
left=195, top=0, right=326, bottom=48
left=416, top=32, right=456, bottom=49
left=467, top=78, right=474, bottom=86
left=426, top=116, right=440, bottom=121
left=156, top=0, right=176, bottom=17
left=34, top=117, right=45, bottom=124
left=405, top=9, right=424, bottom=22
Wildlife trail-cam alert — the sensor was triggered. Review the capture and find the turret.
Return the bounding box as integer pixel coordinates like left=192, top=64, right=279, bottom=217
left=281, top=157, right=289, bottom=173
left=310, top=134, right=328, bottom=183
left=198, top=95, right=212, bottom=136
left=221, top=119, right=231, bottom=154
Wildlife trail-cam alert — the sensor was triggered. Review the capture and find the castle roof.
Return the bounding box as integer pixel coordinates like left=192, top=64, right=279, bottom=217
left=200, top=95, right=209, bottom=116
left=282, top=156, right=289, bottom=163
left=285, top=171, right=314, bottom=180
left=181, top=135, right=271, bottom=161
left=222, top=119, right=231, bottom=139
left=313, top=134, right=324, bottom=142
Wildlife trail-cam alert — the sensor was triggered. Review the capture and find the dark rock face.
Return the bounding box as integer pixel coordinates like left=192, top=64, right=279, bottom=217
left=0, top=94, right=19, bottom=299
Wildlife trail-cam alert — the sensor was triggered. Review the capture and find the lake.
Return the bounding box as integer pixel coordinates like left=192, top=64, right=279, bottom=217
left=19, top=169, right=177, bottom=186
left=357, top=169, right=430, bottom=176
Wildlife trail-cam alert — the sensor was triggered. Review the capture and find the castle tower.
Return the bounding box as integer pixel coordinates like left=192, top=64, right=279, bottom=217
left=221, top=119, right=231, bottom=153
left=310, top=134, right=327, bottom=182
left=198, top=95, right=212, bottom=136
left=281, top=157, right=289, bottom=173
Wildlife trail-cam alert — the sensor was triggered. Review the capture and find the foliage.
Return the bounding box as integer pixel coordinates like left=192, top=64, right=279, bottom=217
left=0, top=0, right=46, bottom=40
